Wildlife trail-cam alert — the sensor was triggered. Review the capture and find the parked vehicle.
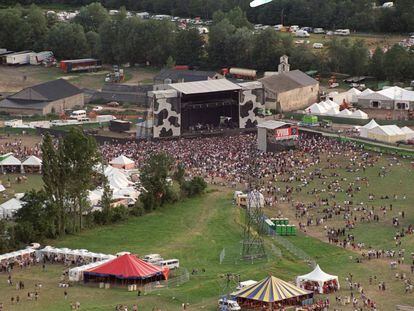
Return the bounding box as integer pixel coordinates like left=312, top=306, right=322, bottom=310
left=222, top=67, right=257, bottom=80
left=295, top=30, right=310, bottom=38
left=334, top=29, right=350, bottom=36
left=143, top=254, right=163, bottom=263
left=289, top=25, right=300, bottom=32
left=274, top=24, right=284, bottom=31
left=313, top=27, right=325, bottom=34
left=236, top=280, right=258, bottom=290
left=6, top=51, right=35, bottom=65
left=92, top=106, right=103, bottom=112
left=29, top=51, right=54, bottom=65
left=159, top=259, right=180, bottom=270
left=60, top=58, right=102, bottom=73
left=69, top=110, right=87, bottom=120
left=313, top=42, right=324, bottom=49
left=218, top=298, right=241, bottom=311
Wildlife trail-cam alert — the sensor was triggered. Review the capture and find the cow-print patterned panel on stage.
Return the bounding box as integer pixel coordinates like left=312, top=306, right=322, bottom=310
left=239, top=88, right=265, bottom=128
left=153, top=97, right=181, bottom=138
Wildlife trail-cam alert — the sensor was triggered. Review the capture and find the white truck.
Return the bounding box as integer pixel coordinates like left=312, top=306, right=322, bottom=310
left=334, top=29, right=350, bottom=36
left=6, top=51, right=35, bottom=65
left=29, top=51, right=54, bottom=65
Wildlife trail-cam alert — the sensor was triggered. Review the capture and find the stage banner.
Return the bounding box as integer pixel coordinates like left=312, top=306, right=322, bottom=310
left=274, top=126, right=299, bottom=140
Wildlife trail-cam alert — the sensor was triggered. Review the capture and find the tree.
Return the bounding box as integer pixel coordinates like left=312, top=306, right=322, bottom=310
left=60, top=128, right=100, bottom=232
left=181, top=177, right=207, bottom=197
left=100, top=177, right=113, bottom=224
left=369, top=47, right=385, bottom=80
left=41, top=133, right=66, bottom=236
left=25, top=4, right=48, bottom=51
left=14, top=190, right=57, bottom=243
left=140, top=152, right=174, bottom=211
left=0, top=7, right=26, bottom=50
left=86, top=31, right=100, bottom=58
left=383, top=45, right=411, bottom=81
left=174, top=28, right=204, bottom=66
left=45, top=23, right=89, bottom=59
left=74, top=2, right=110, bottom=33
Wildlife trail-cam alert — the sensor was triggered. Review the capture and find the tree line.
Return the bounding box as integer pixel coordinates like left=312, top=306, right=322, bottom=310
left=0, top=0, right=413, bottom=32
left=0, top=128, right=207, bottom=252
left=0, top=3, right=413, bottom=81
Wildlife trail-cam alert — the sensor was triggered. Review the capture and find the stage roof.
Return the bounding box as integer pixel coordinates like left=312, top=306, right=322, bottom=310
left=258, top=120, right=290, bottom=129
left=169, top=79, right=241, bottom=95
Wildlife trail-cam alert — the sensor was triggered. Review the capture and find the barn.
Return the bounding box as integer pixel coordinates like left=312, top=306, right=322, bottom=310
left=0, top=79, right=83, bottom=116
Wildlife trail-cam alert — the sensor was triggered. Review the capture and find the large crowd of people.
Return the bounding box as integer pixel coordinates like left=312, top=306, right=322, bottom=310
left=1, top=132, right=413, bottom=310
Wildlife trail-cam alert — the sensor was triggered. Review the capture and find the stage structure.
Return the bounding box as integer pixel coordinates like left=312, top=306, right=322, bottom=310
left=146, top=79, right=265, bottom=138
left=257, top=120, right=299, bottom=152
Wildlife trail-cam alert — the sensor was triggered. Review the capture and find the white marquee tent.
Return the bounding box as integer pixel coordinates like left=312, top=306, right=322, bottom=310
left=360, top=119, right=379, bottom=138
left=22, top=155, right=42, bottom=167
left=401, top=126, right=414, bottom=140
left=338, top=108, right=353, bottom=117
left=296, top=264, right=340, bottom=294
left=0, top=184, right=5, bottom=193
left=69, top=258, right=112, bottom=282
left=349, top=110, right=369, bottom=119
left=0, top=198, right=23, bottom=219
left=325, top=106, right=340, bottom=116
left=109, top=155, right=135, bottom=170
left=0, top=155, right=22, bottom=173
left=307, top=103, right=327, bottom=115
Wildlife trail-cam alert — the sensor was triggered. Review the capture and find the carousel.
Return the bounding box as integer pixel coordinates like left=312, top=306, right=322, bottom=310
left=232, top=275, right=313, bottom=310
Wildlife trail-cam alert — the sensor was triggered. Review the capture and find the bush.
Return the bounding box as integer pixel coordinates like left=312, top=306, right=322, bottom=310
left=110, top=205, right=129, bottom=223
left=181, top=177, right=207, bottom=197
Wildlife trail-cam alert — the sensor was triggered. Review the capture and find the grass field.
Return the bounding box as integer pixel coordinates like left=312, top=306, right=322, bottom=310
left=0, top=183, right=413, bottom=310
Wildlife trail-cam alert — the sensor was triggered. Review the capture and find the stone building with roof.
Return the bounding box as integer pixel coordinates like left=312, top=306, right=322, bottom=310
left=259, top=56, right=319, bottom=112
left=0, top=79, right=83, bottom=116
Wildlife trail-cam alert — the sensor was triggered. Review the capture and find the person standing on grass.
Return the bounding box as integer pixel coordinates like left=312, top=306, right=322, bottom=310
left=64, top=290, right=68, bottom=300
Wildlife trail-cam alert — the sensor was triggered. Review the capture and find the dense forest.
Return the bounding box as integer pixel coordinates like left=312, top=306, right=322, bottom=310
left=0, top=0, right=413, bottom=32
left=0, top=3, right=413, bottom=81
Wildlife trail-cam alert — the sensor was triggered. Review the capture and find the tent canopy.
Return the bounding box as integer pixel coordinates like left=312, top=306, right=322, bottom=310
left=307, top=103, right=327, bottom=115
left=297, top=265, right=338, bottom=284
left=22, top=155, right=42, bottom=166
left=84, top=254, right=164, bottom=280
left=350, top=110, right=368, bottom=119
left=296, top=265, right=339, bottom=294
left=0, top=198, right=23, bottom=218
left=233, top=275, right=311, bottom=303
left=110, top=155, right=135, bottom=166
left=0, top=155, right=21, bottom=166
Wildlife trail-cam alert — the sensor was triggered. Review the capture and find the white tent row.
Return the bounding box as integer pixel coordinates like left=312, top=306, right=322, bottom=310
left=296, top=264, right=340, bottom=294
left=306, top=102, right=368, bottom=119
left=360, top=120, right=413, bottom=142
left=0, top=155, right=42, bottom=173
left=329, top=87, right=365, bottom=104
left=0, top=198, right=24, bottom=219
left=0, top=248, right=36, bottom=262
left=69, top=258, right=112, bottom=282
left=40, top=246, right=115, bottom=262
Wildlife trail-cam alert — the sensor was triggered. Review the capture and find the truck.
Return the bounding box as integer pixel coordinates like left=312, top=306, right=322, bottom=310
left=29, top=51, right=54, bottom=65
left=60, top=58, right=102, bottom=73
left=6, top=51, right=35, bottom=65
left=300, top=115, right=319, bottom=127
left=222, top=67, right=257, bottom=80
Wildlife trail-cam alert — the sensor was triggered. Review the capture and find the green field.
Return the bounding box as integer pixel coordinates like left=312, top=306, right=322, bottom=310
left=1, top=184, right=413, bottom=310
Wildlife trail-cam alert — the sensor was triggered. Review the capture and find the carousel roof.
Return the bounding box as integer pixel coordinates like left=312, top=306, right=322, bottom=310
left=233, top=275, right=311, bottom=303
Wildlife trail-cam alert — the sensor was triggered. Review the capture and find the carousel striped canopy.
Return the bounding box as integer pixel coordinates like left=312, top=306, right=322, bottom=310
left=233, top=275, right=310, bottom=303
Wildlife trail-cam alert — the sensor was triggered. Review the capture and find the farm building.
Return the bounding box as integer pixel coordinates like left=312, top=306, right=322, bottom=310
left=259, top=70, right=319, bottom=112
left=0, top=79, right=84, bottom=116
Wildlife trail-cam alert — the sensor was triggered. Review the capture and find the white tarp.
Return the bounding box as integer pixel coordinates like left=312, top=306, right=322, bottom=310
left=22, top=155, right=42, bottom=166
left=296, top=264, right=340, bottom=294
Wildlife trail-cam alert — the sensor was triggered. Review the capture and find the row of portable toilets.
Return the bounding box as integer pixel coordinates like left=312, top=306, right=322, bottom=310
left=266, top=218, right=297, bottom=236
